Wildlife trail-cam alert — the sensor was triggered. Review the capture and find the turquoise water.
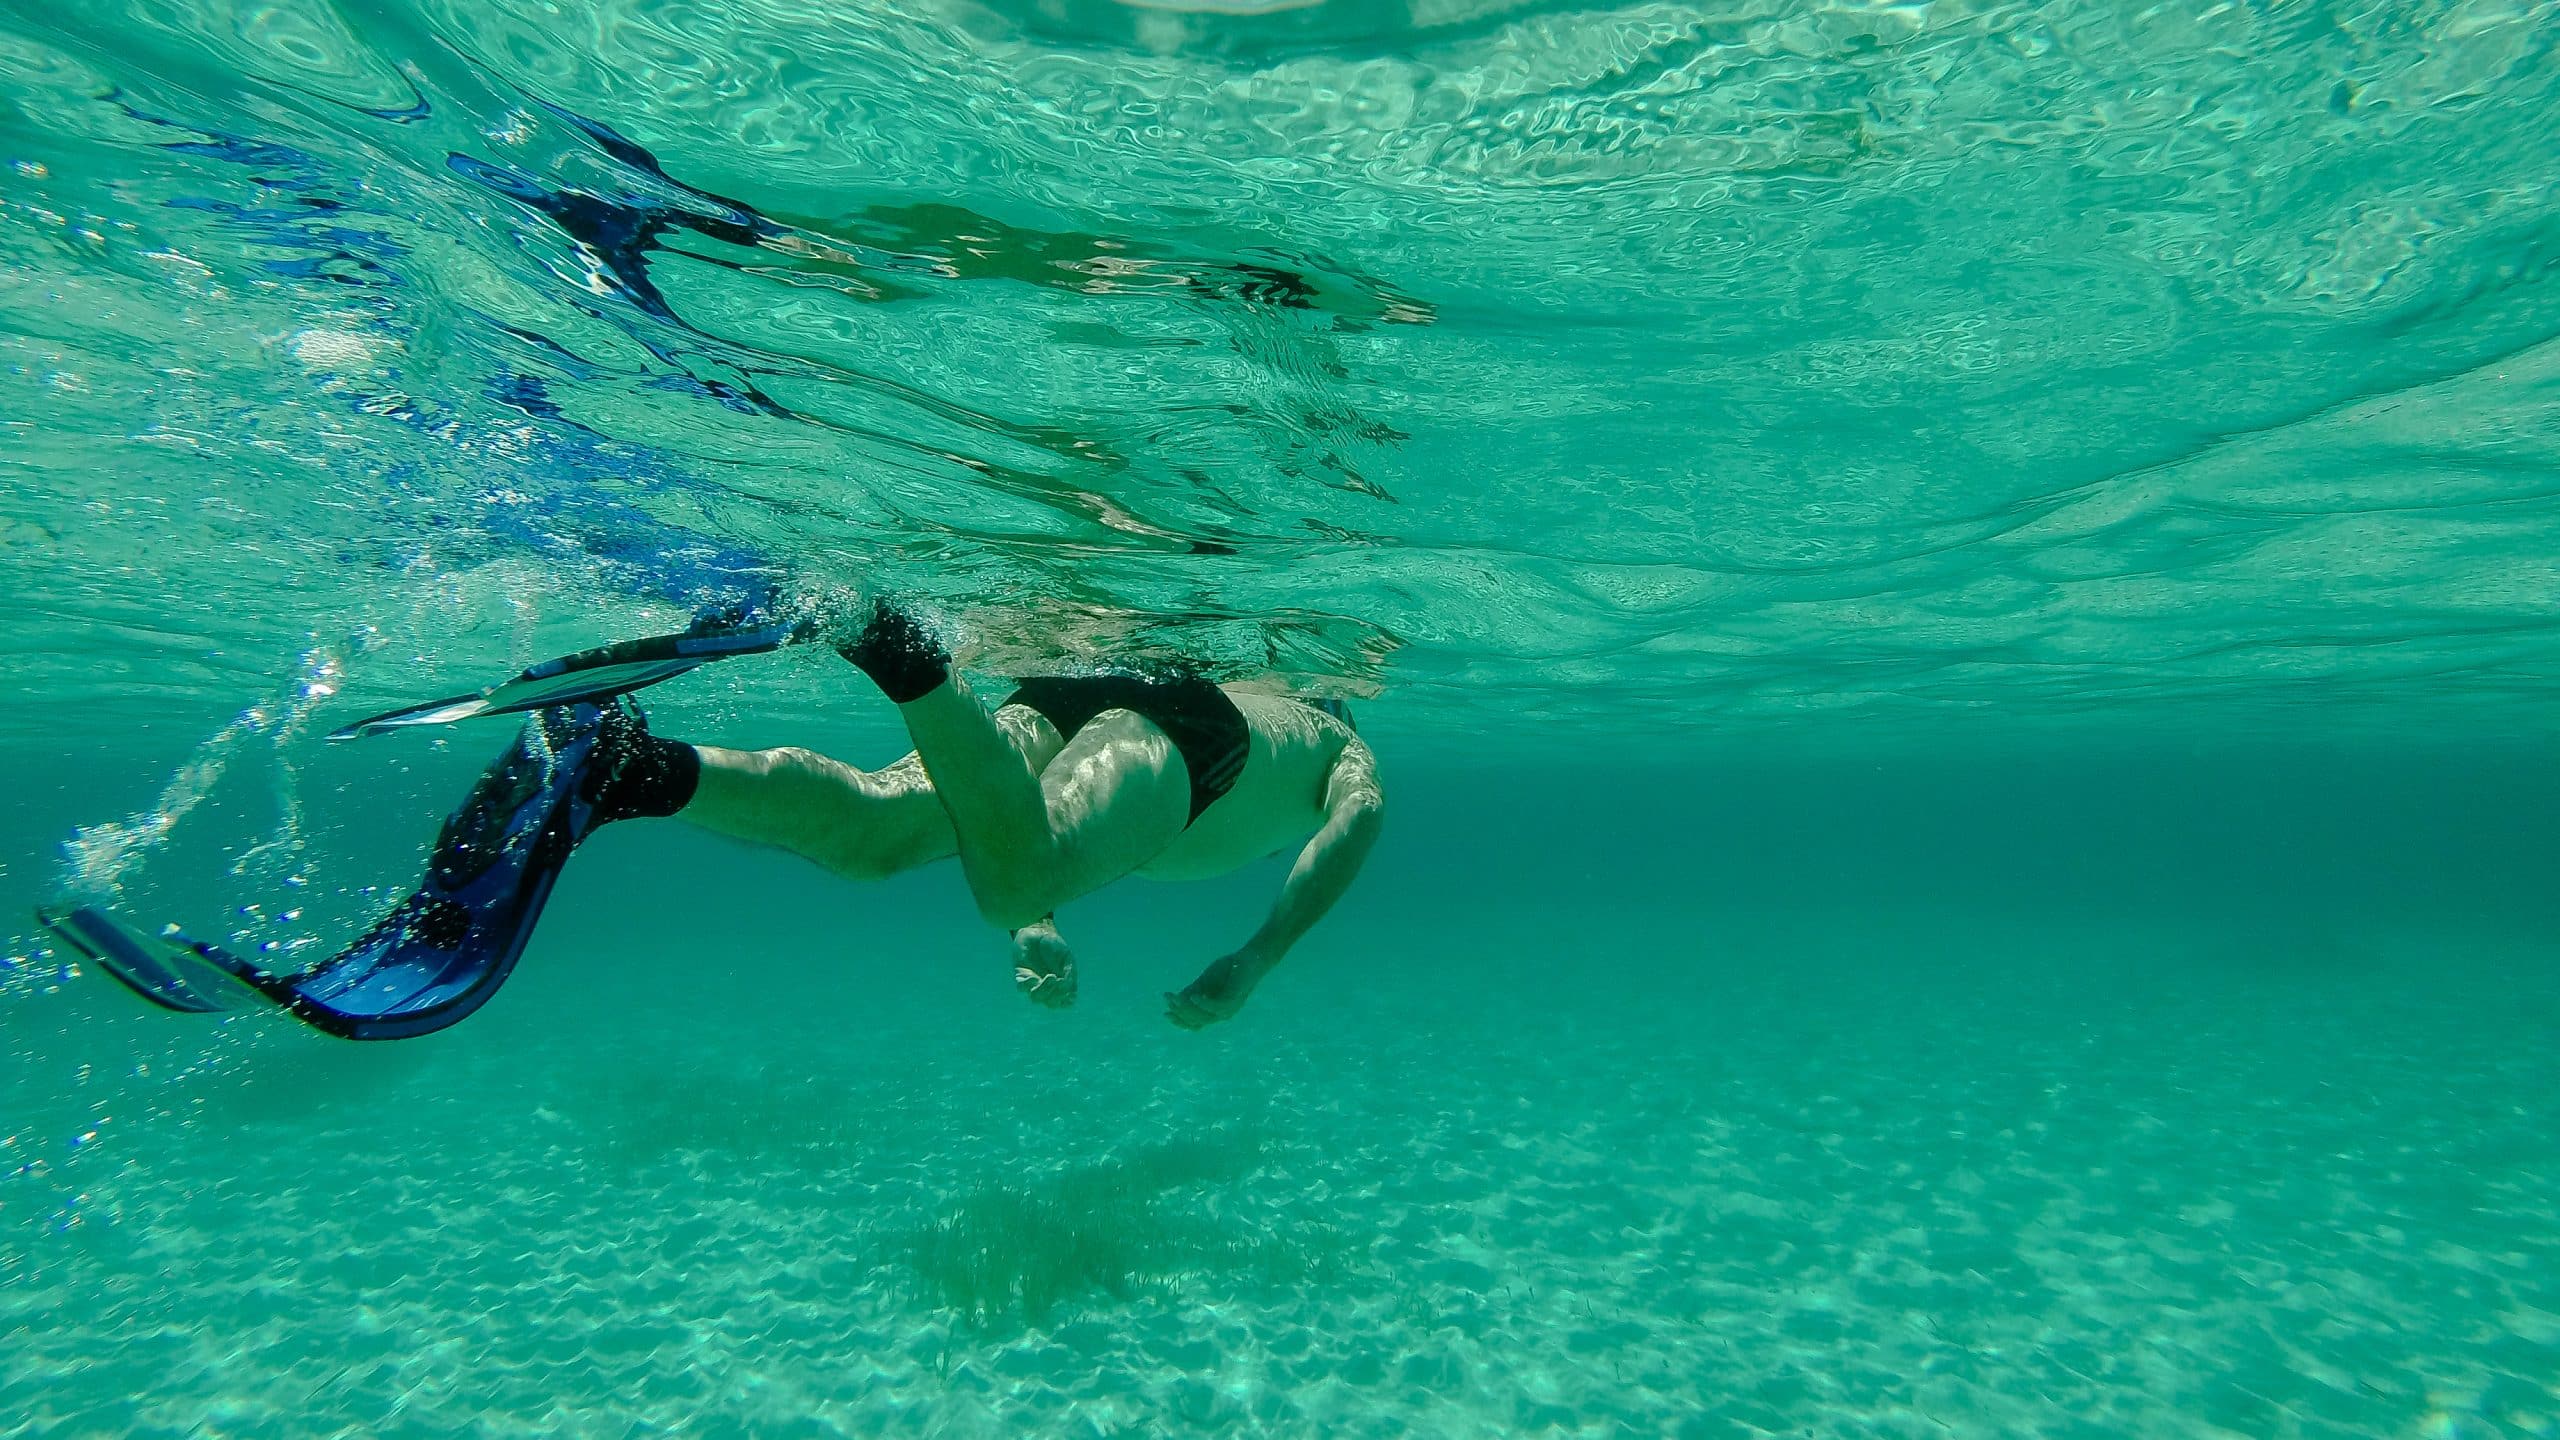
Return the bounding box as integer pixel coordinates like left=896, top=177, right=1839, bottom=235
left=6, top=0, right=2560, bottom=1434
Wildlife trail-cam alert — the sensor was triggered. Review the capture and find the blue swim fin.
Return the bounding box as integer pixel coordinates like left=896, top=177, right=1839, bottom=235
left=327, top=616, right=804, bottom=742
left=59, top=703, right=625, bottom=1040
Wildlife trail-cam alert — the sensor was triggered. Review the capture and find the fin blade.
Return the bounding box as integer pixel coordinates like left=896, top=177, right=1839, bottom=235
left=326, top=691, right=495, bottom=743
left=473, top=655, right=704, bottom=716
left=38, top=904, right=243, bottom=1015
left=327, top=621, right=800, bottom=740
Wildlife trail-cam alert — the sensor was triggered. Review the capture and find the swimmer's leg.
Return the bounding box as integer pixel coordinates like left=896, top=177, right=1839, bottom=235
left=838, top=601, right=1191, bottom=930
left=678, top=708, right=1085, bottom=1003
left=682, top=747, right=953, bottom=881
left=676, top=705, right=1064, bottom=883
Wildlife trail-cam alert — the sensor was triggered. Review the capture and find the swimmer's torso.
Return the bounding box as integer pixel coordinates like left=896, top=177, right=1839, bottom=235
left=1137, top=691, right=1359, bottom=880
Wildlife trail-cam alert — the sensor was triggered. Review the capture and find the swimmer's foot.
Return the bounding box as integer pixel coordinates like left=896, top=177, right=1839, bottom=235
left=1165, top=949, right=1271, bottom=1031
left=835, top=597, right=949, bottom=703
left=583, top=697, right=701, bottom=823
left=1011, top=916, right=1076, bottom=1009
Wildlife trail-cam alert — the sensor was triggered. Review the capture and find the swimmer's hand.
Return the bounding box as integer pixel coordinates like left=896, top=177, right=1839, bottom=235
left=1010, top=918, right=1076, bottom=1009
left=1165, top=948, right=1272, bottom=1031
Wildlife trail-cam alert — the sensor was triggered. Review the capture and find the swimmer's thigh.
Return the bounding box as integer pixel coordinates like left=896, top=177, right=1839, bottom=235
left=1025, top=708, right=1192, bottom=909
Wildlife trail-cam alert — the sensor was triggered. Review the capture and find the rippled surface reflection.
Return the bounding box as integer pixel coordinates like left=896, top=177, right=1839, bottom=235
left=4, top=0, right=2557, bottom=746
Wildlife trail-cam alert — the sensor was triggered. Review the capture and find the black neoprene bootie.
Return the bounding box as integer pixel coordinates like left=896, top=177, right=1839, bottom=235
left=581, top=698, right=701, bottom=823
left=837, top=597, right=950, bottom=703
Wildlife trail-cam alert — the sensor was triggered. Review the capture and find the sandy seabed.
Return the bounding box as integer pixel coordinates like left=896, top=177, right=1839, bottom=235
left=6, top=856, right=2557, bottom=1439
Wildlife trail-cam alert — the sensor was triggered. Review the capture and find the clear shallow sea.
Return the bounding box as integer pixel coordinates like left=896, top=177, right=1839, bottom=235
left=4, top=0, right=2560, bottom=1436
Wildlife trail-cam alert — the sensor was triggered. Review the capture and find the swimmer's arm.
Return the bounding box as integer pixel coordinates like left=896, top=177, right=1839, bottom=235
left=1234, top=741, right=1384, bottom=967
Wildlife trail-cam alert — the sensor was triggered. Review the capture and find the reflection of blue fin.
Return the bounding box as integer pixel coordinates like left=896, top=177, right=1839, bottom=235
left=327, top=618, right=802, bottom=742
left=61, top=704, right=618, bottom=1041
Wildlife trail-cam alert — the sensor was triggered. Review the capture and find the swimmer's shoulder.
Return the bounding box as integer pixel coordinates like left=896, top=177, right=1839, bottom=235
left=1225, top=689, right=1366, bottom=776
left=1226, top=687, right=1353, bottom=734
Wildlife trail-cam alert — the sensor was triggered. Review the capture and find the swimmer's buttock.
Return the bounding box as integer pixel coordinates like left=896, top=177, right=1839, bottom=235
left=1002, top=674, right=1249, bottom=824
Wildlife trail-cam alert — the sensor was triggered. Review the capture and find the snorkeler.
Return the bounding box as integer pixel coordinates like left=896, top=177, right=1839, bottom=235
left=46, top=601, right=1381, bottom=1040
left=643, top=601, right=1380, bottom=1027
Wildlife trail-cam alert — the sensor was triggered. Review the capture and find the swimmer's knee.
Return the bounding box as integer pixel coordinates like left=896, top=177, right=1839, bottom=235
left=826, top=850, right=898, bottom=885
left=762, top=745, right=832, bottom=778
left=966, top=868, right=1056, bottom=933
left=974, top=889, right=1054, bottom=934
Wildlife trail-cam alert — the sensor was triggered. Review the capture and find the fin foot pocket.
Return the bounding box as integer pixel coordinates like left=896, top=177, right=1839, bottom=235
left=837, top=598, right=950, bottom=703
left=276, top=702, right=618, bottom=1039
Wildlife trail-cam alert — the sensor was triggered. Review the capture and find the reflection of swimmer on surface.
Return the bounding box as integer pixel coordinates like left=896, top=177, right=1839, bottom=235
left=423, top=599, right=1383, bottom=1031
